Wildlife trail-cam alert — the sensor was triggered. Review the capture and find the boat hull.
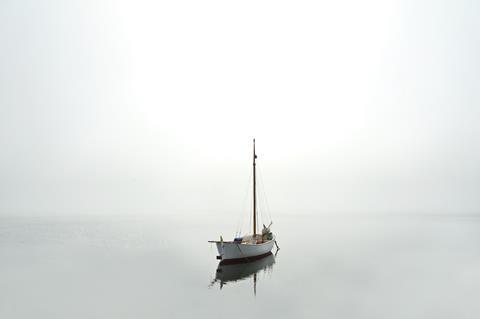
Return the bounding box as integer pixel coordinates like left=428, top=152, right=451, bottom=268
left=215, top=239, right=275, bottom=262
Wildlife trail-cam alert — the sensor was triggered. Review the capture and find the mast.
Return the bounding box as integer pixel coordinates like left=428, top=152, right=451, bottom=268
left=253, top=138, right=257, bottom=236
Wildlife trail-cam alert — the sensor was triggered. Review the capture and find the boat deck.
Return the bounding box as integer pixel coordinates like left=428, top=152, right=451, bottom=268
left=208, top=234, right=271, bottom=245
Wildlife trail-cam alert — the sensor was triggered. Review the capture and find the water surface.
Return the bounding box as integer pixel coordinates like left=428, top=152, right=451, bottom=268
left=1, top=213, right=479, bottom=318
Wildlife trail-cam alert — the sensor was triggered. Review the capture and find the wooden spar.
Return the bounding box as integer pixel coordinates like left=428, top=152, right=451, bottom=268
left=253, top=139, right=257, bottom=237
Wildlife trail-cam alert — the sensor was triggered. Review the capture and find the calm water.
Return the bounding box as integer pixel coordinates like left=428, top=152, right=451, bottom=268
left=1, top=213, right=480, bottom=318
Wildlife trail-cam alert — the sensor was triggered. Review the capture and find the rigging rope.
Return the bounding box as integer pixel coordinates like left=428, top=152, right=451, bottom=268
left=235, top=157, right=273, bottom=237
left=257, top=164, right=273, bottom=225
left=236, top=168, right=252, bottom=237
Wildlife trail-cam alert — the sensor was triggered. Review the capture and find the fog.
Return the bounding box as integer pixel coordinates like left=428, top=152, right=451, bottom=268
left=1, top=0, right=479, bottom=216
left=2, top=3, right=480, bottom=318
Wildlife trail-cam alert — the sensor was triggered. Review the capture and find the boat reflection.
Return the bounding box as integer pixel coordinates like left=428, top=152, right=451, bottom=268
left=210, top=252, right=276, bottom=295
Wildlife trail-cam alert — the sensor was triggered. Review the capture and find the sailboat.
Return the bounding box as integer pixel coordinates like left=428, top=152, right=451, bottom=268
left=209, top=139, right=278, bottom=263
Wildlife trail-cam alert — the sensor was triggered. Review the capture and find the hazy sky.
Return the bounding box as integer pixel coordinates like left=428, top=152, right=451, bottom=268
left=1, top=0, right=479, bottom=216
